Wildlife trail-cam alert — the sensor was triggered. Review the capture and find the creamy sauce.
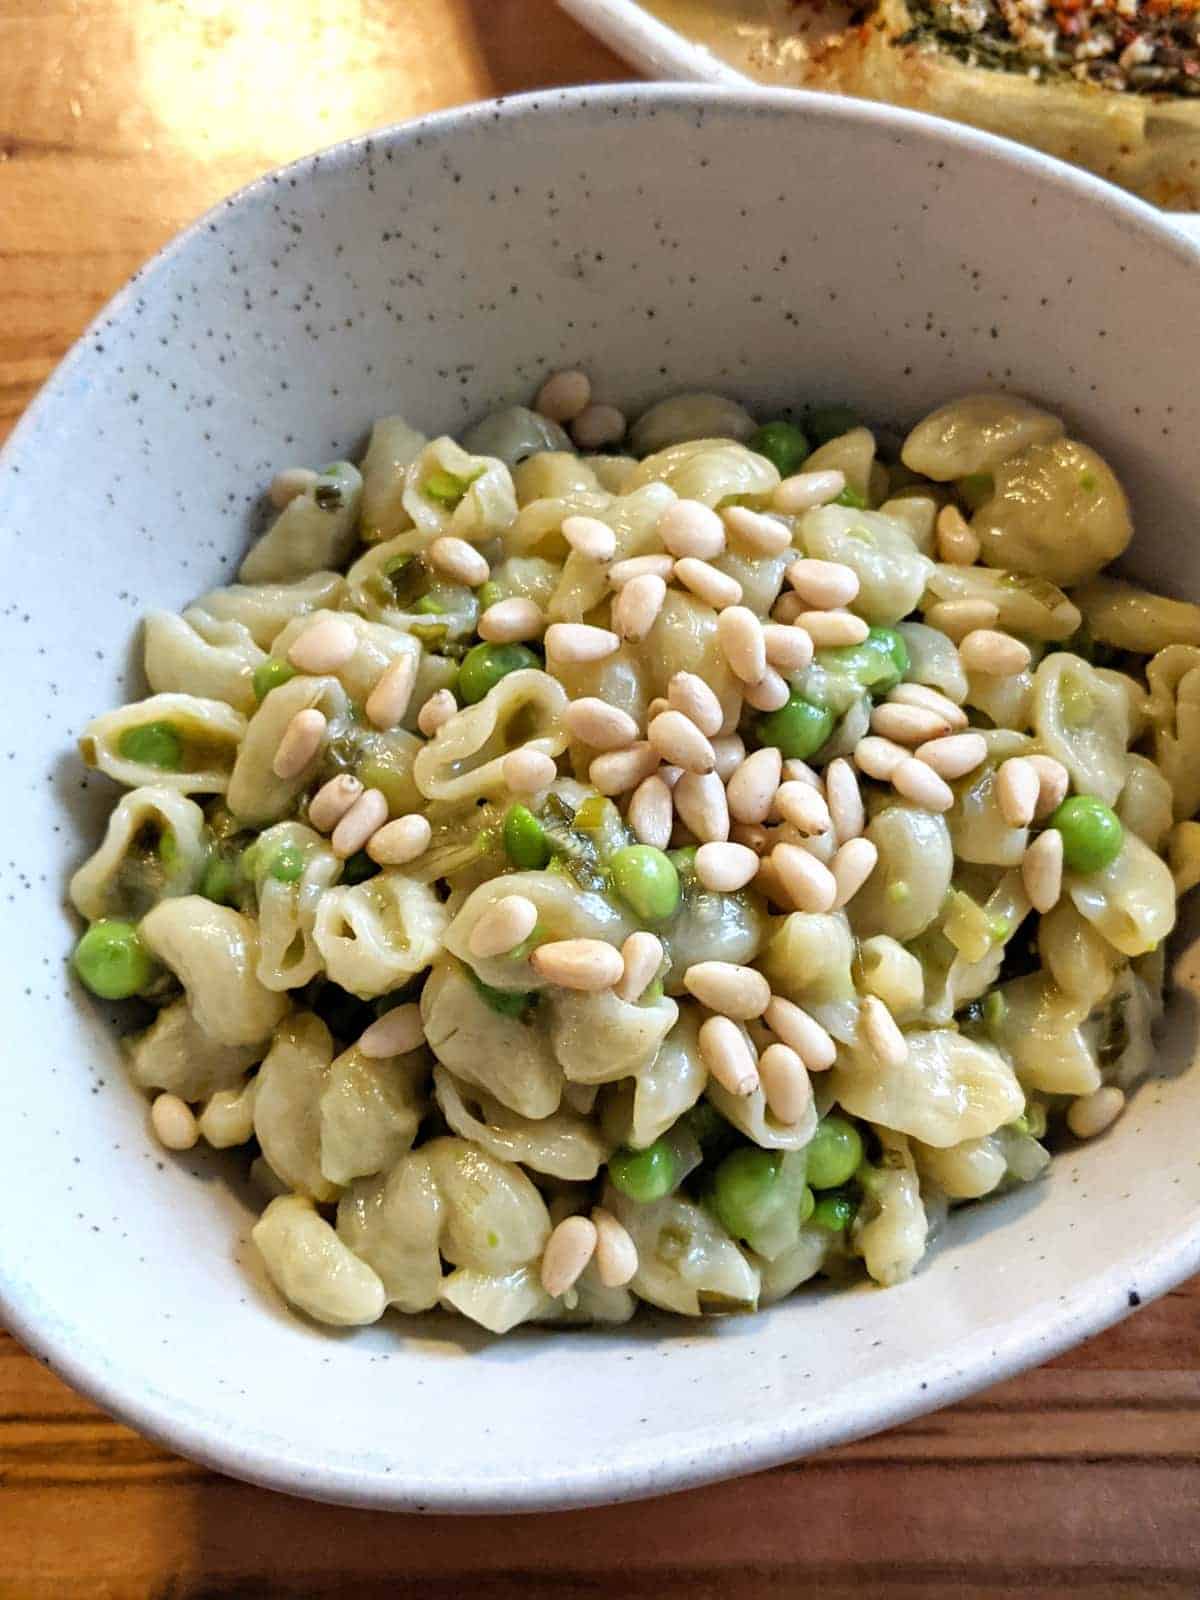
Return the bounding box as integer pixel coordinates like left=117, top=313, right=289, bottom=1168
left=643, top=0, right=855, bottom=84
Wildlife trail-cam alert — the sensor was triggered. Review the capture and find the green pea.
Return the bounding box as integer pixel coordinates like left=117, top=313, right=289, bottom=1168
left=807, top=403, right=860, bottom=445
left=1050, top=796, right=1124, bottom=874
left=667, top=845, right=697, bottom=881
left=611, top=844, right=681, bottom=923
left=117, top=721, right=183, bottom=771
left=812, top=1192, right=855, bottom=1232
left=156, top=828, right=179, bottom=867
left=806, top=1115, right=864, bottom=1190
left=413, top=594, right=447, bottom=615
left=200, top=853, right=239, bottom=906
left=712, top=1147, right=782, bottom=1241
left=608, top=1140, right=679, bottom=1203
left=467, top=965, right=537, bottom=1019
left=835, top=485, right=868, bottom=510
left=818, top=626, right=909, bottom=696
left=457, top=642, right=540, bottom=705
left=267, top=843, right=306, bottom=883
left=252, top=659, right=295, bottom=702
left=748, top=420, right=810, bottom=478
left=423, top=467, right=479, bottom=508
left=476, top=580, right=503, bottom=612
left=73, top=919, right=158, bottom=1000
left=503, top=804, right=550, bottom=869
left=756, top=692, right=835, bottom=761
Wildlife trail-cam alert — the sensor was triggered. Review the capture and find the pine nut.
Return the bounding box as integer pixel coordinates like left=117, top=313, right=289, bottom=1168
left=684, top=960, right=771, bottom=1020
left=730, top=821, right=771, bottom=854
left=888, top=682, right=968, bottom=729
left=1022, top=827, right=1063, bottom=913
left=717, top=606, right=767, bottom=683
left=365, top=653, right=418, bottom=729
left=540, top=1214, right=599, bottom=1297
left=695, top=841, right=759, bottom=892
left=854, top=734, right=909, bottom=781
left=417, top=688, right=458, bottom=736
left=673, top=770, right=730, bottom=842
left=591, top=1206, right=639, bottom=1288
left=772, top=592, right=806, bottom=625
left=959, top=628, right=1032, bottom=676
left=668, top=671, right=723, bottom=738
left=996, top=756, right=1040, bottom=827
left=772, top=842, right=837, bottom=912
left=648, top=710, right=715, bottom=774
left=935, top=503, right=981, bottom=565
left=429, top=535, right=489, bottom=587
left=786, top=558, right=860, bottom=610
left=727, top=746, right=782, bottom=824
left=1028, top=754, right=1070, bottom=820
left=545, top=622, right=620, bottom=664
left=825, top=758, right=864, bottom=841
left=1066, top=1085, right=1125, bottom=1140
left=798, top=610, right=870, bottom=648
left=565, top=697, right=639, bottom=751
left=763, top=995, right=837, bottom=1071
left=151, top=1093, right=198, bottom=1151
left=763, top=622, right=814, bottom=674
left=782, top=759, right=822, bottom=789
left=287, top=615, right=358, bottom=674
left=590, top=742, right=659, bottom=797
left=723, top=504, right=792, bottom=554
left=613, top=573, right=668, bottom=642
left=358, top=1002, right=425, bottom=1059
left=658, top=499, right=726, bottom=560
left=269, top=466, right=319, bottom=509
left=871, top=702, right=954, bottom=745
left=571, top=403, right=626, bottom=451
left=892, top=756, right=954, bottom=812
left=308, top=773, right=363, bottom=832
left=366, top=813, right=432, bottom=866
left=627, top=775, right=674, bottom=848
left=775, top=780, right=831, bottom=836
left=915, top=731, right=987, bottom=780
left=614, top=931, right=664, bottom=1003
left=561, top=513, right=616, bottom=562
left=647, top=697, right=670, bottom=721
left=924, top=598, right=1000, bottom=641
left=503, top=748, right=557, bottom=794
left=711, top=734, right=746, bottom=783
left=609, top=553, right=675, bottom=585
left=535, top=368, right=592, bottom=424
left=658, top=764, right=683, bottom=789
left=699, top=1014, right=760, bottom=1096
left=468, top=893, right=540, bottom=958
left=773, top=468, right=846, bottom=513
left=530, top=938, right=624, bottom=991
left=758, top=1042, right=812, bottom=1125
left=331, top=787, right=389, bottom=858
left=674, top=558, right=742, bottom=610
left=741, top=668, right=790, bottom=713
left=478, top=597, right=545, bottom=644
left=831, top=836, right=879, bottom=908
left=272, top=708, right=327, bottom=779
left=860, top=994, right=908, bottom=1068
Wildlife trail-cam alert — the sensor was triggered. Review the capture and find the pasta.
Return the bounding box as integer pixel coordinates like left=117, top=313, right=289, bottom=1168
left=66, top=376, right=1200, bottom=1339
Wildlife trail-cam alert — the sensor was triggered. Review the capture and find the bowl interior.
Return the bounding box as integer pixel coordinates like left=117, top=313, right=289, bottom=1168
left=3, top=87, right=1200, bottom=1511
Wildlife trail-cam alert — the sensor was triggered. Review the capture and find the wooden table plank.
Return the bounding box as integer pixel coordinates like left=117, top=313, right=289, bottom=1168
left=2, top=2, right=1198, bottom=1594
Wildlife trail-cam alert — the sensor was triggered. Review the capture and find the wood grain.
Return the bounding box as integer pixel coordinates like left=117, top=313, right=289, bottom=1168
left=1, top=2, right=1198, bottom=1594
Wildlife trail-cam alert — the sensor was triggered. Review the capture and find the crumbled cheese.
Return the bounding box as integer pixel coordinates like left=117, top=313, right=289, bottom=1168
left=1022, top=21, right=1060, bottom=58
left=1074, top=29, right=1114, bottom=59
left=1118, top=34, right=1155, bottom=69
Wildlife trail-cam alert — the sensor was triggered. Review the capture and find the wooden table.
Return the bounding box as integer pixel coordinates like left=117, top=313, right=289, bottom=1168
left=2, top=2, right=1197, bottom=1592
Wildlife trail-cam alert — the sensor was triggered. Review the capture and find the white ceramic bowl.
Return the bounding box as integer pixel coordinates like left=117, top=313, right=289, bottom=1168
left=3, top=86, right=1200, bottom=1512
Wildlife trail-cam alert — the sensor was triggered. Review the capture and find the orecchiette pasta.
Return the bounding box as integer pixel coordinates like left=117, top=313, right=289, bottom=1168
left=68, top=377, right=1196, bottom=1335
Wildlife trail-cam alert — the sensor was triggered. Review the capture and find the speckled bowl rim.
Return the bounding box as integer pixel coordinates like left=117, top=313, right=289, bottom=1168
left=4, top=84, right=1200, bottom=1513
